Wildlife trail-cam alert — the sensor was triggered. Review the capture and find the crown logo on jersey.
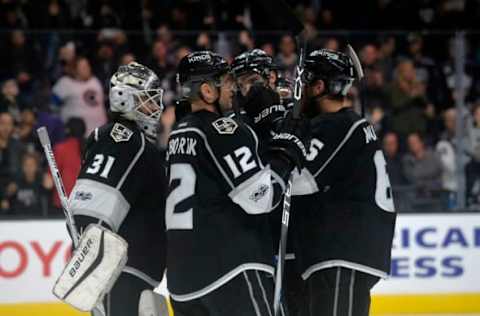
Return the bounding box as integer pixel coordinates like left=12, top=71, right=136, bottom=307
left=110, top=123, right=133, bottom=142
left=212, top=118, right=238, bottom=135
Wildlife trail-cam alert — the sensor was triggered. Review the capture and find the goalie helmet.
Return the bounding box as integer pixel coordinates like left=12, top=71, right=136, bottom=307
left=176, top=51, right=229, bottom=99
left=303, top=49, right=355, bottom=97
left=109, top=62, right=164, bottom=141
left=230, top=49, right=273, bottom=79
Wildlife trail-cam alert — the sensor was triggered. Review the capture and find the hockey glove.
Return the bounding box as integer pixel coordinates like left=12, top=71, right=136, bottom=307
left=238, top=84, right=286, bottom=138
left=268, top=113, right=310, bottom=172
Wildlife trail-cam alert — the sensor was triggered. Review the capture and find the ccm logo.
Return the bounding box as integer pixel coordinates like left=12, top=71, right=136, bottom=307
left=0, top=240, right=71, bottom=278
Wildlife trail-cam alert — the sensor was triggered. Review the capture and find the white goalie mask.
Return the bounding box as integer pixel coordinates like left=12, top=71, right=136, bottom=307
left=109, top=62, right=164, bottom=142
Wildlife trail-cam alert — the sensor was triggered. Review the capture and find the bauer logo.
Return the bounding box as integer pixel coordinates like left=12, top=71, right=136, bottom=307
left=69, top=238, right=94, bottom=278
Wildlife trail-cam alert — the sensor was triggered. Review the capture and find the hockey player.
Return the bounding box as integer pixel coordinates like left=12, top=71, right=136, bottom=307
left=290, top=49, right=396, bottom=316
left=55, top=62, right=167, bottom=316
left=230, top=49, right=285, bottom=139
left=166, top=50, right=308, bottom=316
left=232, top=49, right=304, bottom=316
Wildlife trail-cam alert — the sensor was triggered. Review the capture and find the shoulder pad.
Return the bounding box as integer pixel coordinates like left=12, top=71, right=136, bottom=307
left=212, top=117, right=238, bottom=135
left=110, top=123, right=134, bottom=143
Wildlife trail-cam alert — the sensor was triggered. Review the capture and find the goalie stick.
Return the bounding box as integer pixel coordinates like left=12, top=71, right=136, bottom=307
left=37, top=127, right=106, bottom=316
left=37, top=127, right=80, bottom=246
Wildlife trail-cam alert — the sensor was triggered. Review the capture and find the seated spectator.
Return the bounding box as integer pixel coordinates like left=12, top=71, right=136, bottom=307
left=52, top=56, right=106, bottom=136
left=386, top=59, right=429, bottom=138
left=405, top=33, right=448, bottom=108
left=377, top=36, right=396, bottom=81
left=466, top=103, right=480, bottom=207
left=436, top=108, right=464, bottom=193
left=17, top=108, right=37, bottom=153
left=1, top=152, right=52, bottom=216
left=0, top=79, right=25, bottom=122
left=402, top=132, right=443, bottom=190
left=147, top=40, right=174, bottom=79
left=119, top=52, right=136, bottom=66
left=52, top=117, right=85, bottom=209
left=275, top=34, right=297, bottom=80
left=0, top=112, right=25, bottom=188
left=383, top=132, right=408, bottom=185
left=360, top=44, right=380, bottom=71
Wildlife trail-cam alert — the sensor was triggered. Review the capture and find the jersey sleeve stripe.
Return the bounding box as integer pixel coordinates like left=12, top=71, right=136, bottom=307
left=70, top=179, right=130, bottom=232
left=116, top=132, right=145, bottom=190
left=313, top=118, right=367, bottom=178
left=170, top=127, right=235, bottom=189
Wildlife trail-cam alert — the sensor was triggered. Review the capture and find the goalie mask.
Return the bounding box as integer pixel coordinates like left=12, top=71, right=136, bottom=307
left=110, top=62, right=164, bottom=142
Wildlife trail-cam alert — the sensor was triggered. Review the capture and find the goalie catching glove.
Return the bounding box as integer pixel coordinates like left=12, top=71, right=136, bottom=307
left=53, top=224, right=128, bottom=312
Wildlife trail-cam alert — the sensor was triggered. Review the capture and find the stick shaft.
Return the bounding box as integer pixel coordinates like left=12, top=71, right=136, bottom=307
left=273, top=174, right=293, bottom=316
left=37, top=127, right=80, bottom=246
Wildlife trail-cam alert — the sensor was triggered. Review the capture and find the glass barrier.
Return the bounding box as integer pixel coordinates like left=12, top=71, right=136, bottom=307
left=0, top=29, right=479, bottom=217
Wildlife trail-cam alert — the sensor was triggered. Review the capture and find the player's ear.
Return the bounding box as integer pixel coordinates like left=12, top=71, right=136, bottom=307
left=199, top=82, right=216, bottom=103
left=312, top=79, right=326, bottom=97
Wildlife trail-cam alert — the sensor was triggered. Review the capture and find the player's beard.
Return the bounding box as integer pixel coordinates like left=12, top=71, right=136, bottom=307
left=304, top=95, right=321, bottom=118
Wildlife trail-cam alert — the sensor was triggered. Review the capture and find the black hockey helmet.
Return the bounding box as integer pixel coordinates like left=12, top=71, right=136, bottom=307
left=230, top=49, right=273, bottom=79
left=177, top=51, right=229, bottom=99
left=303, top=49, right=355, bottom=96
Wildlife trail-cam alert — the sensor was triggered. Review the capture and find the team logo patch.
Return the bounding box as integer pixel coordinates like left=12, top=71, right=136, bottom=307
left=74, top=191, right=93, bottom=201
left=110, top=123, right=133, bottom=142
left=212, top=118, right=238, bottom=135
left=249, top=184, right=269, bottom=202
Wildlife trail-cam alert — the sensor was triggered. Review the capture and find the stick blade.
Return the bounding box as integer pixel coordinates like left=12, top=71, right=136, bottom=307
left=37, top=127, right=51, bottom=146
left=346, top=44, right=364, bottom=80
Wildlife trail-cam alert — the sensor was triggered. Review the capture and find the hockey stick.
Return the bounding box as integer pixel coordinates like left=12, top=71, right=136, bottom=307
left=273, top=37, right=307, bottom=316
left=37, top=127, right=106, bottom=316
left=37, top=127, right=80, bottom=246
left=346, top=44, right=365, bottom=116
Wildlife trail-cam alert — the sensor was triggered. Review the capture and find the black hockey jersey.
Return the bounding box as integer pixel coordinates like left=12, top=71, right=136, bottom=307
left=292, top=108, right=396, bottom=280
left=166, top=110, right=287, bottom=301
left=69, top=119, right=167, bottom=283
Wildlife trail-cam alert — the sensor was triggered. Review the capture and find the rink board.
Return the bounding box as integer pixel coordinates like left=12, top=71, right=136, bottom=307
left=1, top=215, right=480, bottom=314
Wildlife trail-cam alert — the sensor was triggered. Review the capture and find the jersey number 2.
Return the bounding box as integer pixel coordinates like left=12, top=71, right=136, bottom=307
left=166, top=163, right=195, bottom=230
left=374, top=150, right=395, bottom=212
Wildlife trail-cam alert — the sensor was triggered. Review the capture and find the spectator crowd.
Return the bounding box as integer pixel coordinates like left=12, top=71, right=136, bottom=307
left=1, top=0, right=480, bottom=216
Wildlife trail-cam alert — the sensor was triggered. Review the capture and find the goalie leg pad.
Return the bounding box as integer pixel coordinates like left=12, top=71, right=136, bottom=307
left=53, top=224, right=128, bottom=312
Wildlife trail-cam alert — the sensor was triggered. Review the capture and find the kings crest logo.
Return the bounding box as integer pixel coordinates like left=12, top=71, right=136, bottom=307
left=110, top=123, right=133, bottom=142
left=212, top=118, right=238, bottom=135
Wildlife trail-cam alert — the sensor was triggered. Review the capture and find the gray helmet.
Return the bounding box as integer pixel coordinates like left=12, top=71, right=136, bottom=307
left=109, top=62, right=164, bottom=141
